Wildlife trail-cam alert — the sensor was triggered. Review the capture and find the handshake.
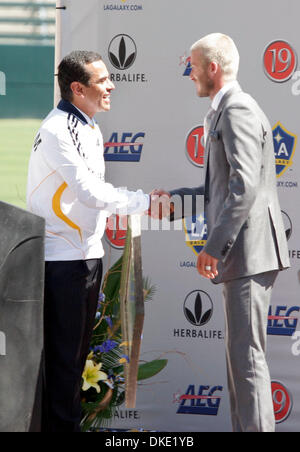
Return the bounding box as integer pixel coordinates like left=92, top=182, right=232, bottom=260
left=146, top=189, right=174, bottom=219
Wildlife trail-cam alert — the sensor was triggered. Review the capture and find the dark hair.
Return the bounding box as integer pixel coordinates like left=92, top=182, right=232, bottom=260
left=58, top=50, right=102, bottom=102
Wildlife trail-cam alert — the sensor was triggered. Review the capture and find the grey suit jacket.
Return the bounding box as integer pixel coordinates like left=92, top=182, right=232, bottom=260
left=170, top=83, right=290, bottom=284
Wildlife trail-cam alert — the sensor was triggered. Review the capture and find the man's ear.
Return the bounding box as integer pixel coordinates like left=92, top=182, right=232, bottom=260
left=208, top=61, right=218, bottom=77
left=70, top=81, right=85, bottom=99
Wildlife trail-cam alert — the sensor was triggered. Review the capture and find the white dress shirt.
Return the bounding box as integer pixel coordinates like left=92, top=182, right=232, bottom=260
left=211, top=80, right=239, bottom=111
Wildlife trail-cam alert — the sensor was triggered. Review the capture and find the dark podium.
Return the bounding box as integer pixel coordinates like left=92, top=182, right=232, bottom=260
left=0, top=202, right=45, bottom=432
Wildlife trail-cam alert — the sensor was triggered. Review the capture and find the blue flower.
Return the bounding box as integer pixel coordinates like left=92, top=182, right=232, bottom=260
left=107, top=373, right=115, bottom=380
left=105, top=316, right=113, bottom=329
left=93, top=340, right=118, bottom=354
left=92, top=345, right=102, bottom=353
left=101, top=340, right=118, bottom=353
left=98, top=292, right=105, bottom=302
left=97, top=292, right=106, bottom=309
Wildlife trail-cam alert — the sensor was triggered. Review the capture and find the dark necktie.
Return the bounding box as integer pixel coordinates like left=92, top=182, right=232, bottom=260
left=204, top=107, right=215, bottom=145
left=203, top=107, right=215, bottom=204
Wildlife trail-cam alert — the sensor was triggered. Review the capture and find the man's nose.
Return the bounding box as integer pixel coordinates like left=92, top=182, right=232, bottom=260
left=108, top=79, right=115, bottom=90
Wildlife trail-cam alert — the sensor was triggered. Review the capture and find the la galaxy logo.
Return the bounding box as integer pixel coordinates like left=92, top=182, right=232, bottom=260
left=272, top=122, right=297, bottom=177
left=183, top=213, right=207, bottom=256
left=103, top=0, right=143, bottom=12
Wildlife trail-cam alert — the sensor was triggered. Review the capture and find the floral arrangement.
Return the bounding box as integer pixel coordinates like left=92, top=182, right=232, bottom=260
left=80, top=254, right=168, bottom=431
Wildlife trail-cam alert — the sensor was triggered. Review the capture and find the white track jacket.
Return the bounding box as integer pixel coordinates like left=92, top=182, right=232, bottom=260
left=27, top=100, right=149, bottom=261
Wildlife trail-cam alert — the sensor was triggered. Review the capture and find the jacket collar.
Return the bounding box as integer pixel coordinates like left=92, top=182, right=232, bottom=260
left=57, top=99, right=88, bottom=125
left=216, top=81, right=242, bottom=113
left=211, top=80, right=240, bottom=111
left=204, top=82, right=242, bottom=152
left=208, top=82, right=242, bottom=133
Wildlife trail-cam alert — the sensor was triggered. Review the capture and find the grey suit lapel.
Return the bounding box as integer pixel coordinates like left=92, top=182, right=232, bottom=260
left=203, top=82, right=242, bottom=201
left=206, top=82, right=242, bottom=150
left=203, top=108, right=221, bottom=201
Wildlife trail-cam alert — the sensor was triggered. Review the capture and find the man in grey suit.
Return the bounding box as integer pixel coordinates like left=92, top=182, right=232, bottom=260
left=152, top=33, right=290, bottom=432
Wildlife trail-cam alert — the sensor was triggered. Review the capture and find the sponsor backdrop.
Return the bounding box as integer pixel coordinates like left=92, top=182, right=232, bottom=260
left=56, top=0, right=300, bottom=432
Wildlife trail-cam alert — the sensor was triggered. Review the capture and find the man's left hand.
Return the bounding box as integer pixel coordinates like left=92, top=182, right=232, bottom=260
left=197, top=250, right=219, bottom=279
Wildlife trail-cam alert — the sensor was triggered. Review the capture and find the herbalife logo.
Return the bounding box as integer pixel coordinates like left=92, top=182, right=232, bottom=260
left=108, top=34, right=147, bottom=83
left=184, top=290, right=213, bottom=327
left=173, top=290, right=222, bottom=340
left=108, top=34, right=137, bottom=70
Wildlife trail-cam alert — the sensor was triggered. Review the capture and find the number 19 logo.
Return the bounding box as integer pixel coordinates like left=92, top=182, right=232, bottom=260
left=271, top=381, right=293, bottom=424
left=263, top=40, right=297, bottom=82
left=186, top=125, right=205, bottom=168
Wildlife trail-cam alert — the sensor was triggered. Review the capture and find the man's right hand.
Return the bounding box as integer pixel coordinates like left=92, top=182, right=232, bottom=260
left=147, top=189, right=174, bottom=219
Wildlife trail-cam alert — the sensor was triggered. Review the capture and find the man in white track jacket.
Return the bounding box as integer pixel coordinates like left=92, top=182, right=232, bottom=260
left=26, top=50, right=151, bottom=432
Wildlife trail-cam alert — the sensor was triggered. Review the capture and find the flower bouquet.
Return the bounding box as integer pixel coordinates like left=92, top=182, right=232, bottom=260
left=80, top=254, right=168, bottom=431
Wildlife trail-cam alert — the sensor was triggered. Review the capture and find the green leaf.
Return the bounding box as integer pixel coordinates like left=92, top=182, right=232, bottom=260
left=102, top=255, right=123, bottom=301
left=115, top=391, right=125, bottom=406
left=137, top=359, right=168, bottom=381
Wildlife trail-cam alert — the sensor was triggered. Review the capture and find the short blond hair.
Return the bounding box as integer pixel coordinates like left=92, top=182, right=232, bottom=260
left=191, top=33, right=240, bottom=81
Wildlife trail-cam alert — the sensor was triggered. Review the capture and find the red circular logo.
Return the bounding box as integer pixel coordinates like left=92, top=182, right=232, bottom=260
left=186, top=125, right=205, bottom=167
left=271, top=381, right=293, bottom=423
left=263, top=40, right=297, bottom=82
left=105, top=214, right=127, bottom=249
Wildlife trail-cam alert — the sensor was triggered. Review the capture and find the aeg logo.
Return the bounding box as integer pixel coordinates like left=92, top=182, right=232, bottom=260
left=176, top=385, right=223, bottom=415
left=267, top=305, right=300, bottom=336
left=104, top=132, right=145, bottom=161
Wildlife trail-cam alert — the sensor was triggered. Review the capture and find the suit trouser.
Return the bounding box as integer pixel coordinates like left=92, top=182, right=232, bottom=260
left=43, top=259, right=103, bottom=432
left=222, top=270, right=278, bottom=432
